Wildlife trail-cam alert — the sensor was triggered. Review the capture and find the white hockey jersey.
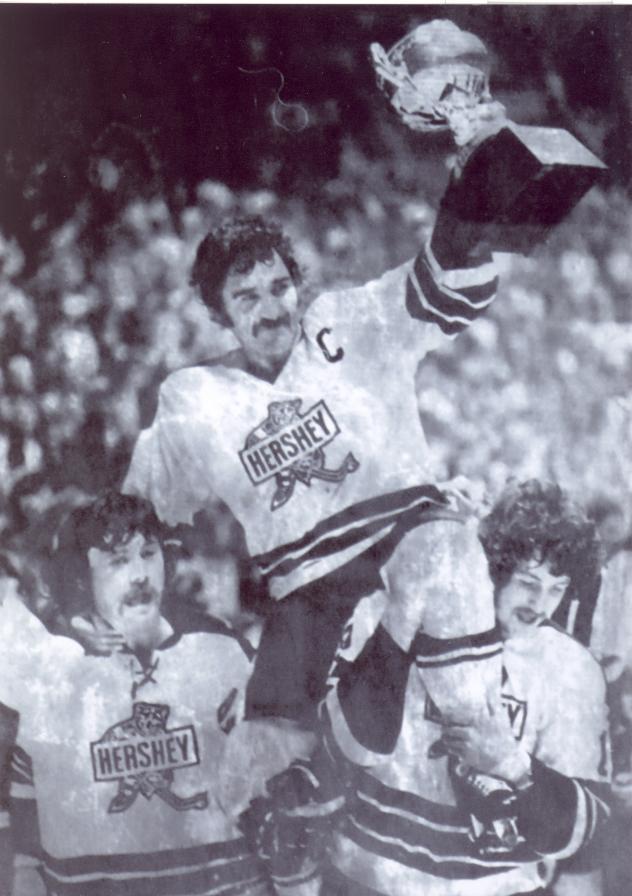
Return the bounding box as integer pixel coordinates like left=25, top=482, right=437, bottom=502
left=124, top=246, right=498, bottom=599
left=322, top=598, right=610, bottom=896
left=10, top=629, right=274, bottom=896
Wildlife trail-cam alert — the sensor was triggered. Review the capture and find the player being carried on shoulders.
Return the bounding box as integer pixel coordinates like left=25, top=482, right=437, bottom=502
left=124, top=29, right=502, bottom=730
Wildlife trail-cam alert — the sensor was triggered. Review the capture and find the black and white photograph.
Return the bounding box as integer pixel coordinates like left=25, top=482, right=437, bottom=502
left=0, top=4, right=631, bottom=895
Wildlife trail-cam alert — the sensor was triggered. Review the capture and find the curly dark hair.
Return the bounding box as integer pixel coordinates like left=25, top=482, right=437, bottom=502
left=190, top=215, right=302, bottom=325
left=479, top=479, right=602, bottom=591
left=65, top=490, right=163, bottom=554
left=49, top=491, right=167, bottom=616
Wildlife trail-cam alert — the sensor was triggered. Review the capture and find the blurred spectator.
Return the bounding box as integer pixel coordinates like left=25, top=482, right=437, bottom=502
left=589, top=497, right=632, bottom=681
left=590, top=496, right=630, bottom=559
left=165, top=512, right=264, bottom=649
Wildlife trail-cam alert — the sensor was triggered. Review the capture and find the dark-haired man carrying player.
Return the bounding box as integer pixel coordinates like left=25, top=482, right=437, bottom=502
left=318, top=480, right=610, bottom=896
left=8, top=492, right=303, bottom=896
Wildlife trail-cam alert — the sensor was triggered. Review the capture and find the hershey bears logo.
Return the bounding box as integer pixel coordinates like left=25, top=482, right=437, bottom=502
left=90, top=702, right=208, bottom=814
left=239, top=398, right=359, bottom=510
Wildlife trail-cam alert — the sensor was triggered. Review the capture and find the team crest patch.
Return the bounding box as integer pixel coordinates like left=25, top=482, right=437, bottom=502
left=239, top=398, right=359, bottom=510
left=90, top=702, right=208, bottom=814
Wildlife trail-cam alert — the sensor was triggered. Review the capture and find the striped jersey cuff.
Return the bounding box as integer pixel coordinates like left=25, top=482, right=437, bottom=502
left=406, top=241, right=498, bottom=337
left=414, top=625, right=502, bottom=669
left=516, top=760, right=610, bottom=858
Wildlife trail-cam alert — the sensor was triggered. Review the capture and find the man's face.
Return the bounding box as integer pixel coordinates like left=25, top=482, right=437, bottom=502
left=495, top=558, right=570, bottom=641
left=220, top=250, right=300, bottom=372
left=88, top=531, right=165, bottom=634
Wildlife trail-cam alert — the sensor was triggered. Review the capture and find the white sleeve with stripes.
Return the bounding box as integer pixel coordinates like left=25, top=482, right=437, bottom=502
left=404, top=240, right=499, bottom=339
left=524, top=646, right=611, bottom=858
left=10, top=743, right=35, bottom=801
left=383, top=516, right=504, bottom=725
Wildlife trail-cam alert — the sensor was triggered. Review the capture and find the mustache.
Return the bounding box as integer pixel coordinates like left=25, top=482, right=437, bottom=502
left=122, top=584, right=159, bottom=607
left=253, top=313, right=291, bottom=338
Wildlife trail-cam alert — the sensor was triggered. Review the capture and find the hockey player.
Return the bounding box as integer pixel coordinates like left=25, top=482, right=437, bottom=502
left=0, top=553, right=84, bottom=894
left=8, top=491, right=300, bottom=896
left=319, top=479, right=610, bottom=896
left=123, top=188, right=502, bottom=728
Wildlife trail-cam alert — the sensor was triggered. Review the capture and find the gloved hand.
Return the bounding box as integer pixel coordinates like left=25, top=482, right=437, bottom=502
left=238, top=760, right=345, bottom=885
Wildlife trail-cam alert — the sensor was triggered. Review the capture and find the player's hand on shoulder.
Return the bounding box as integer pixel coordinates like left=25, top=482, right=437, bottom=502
left=70, top=616, right=125, bottom=656
left=436, top=475, right=488, bottom=518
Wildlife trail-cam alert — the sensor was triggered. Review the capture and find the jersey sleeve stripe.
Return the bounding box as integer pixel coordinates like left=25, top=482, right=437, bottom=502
left=424, top=241, right=498, bottom=291
left=415, top=646, right=503, bottom=669
left=42, top=851, right=268, bottom=896
left=353, top=766, right=468, bottom=827
left=10, top=746, right=33, bottom=784
left=9, top=781, right=35, bottom=799
left=548, top=781, right=591, bottom=860
left=356, top=790, right=467, bottom=834
left=254, top=485, right=447, bottom=573
left=270, top=864, right=321, bottom=887
left=42, top=837, right=256, bottom=876
left=406, top=248, right=498, bottom=333
left=413, top=627, right=502, bottom=669
left=407, top=267, right=473, bottom=326
left=414, top=626, right=502, bottom=668
left=575, top=780, right=610, bottom=853
left=350, top=791, right=536, bottom=865
left=406, top=256, right=498, bottom=330
left=341, top=815, right=532, bottom=878
left=257, top=490, right=456, bottom=599
left=413, top=626, right=501, bottom=657
left=420, top=253, right=498, bottom=310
